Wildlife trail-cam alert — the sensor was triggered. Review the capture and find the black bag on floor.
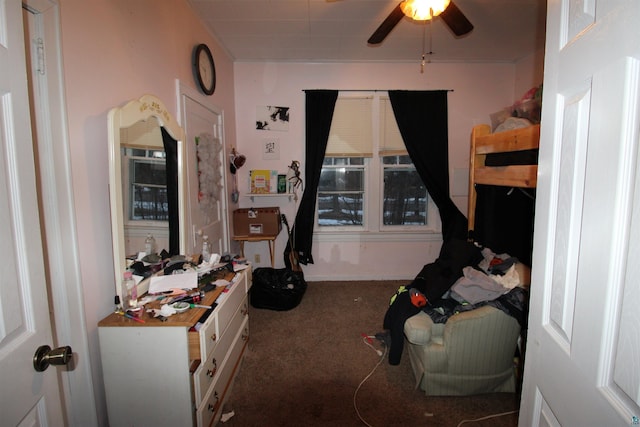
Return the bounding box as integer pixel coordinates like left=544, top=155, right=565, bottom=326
left=250, top=267, right=307, bottom=311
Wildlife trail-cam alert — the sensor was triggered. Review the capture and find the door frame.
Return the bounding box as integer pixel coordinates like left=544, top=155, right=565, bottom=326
left=24, top=0, right=98, bottom=424
left=176, top=79, right=231, bottom=254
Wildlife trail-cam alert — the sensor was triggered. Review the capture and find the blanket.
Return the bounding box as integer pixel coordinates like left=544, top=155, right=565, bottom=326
left=424, top=286, right=528, bottom=328
left=383, top=239, right=483, bottom=365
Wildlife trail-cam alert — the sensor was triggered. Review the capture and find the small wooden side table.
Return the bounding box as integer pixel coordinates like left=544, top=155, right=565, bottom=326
left=233, top=234, right=278, bottom=267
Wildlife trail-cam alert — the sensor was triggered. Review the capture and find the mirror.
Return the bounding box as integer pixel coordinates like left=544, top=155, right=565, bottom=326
left=108, top=95, right=187, bottom=295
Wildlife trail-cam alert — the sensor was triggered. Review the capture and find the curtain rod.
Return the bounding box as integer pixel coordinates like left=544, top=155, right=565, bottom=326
left=303, top=89, right=454, bottom=92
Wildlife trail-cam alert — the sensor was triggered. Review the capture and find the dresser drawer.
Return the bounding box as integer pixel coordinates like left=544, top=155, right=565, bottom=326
left=189, top=274, right=246, bottom=361
left=217, top=276, right=246, bottom=334
left=192, top=308, right=219, bottom=360
left=193, top=295, right=248, bottom=404
left=196, top=316, right=249, bottom=427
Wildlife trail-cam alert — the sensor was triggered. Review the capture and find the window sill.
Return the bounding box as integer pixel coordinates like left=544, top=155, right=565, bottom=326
left=313, top=229, right=442, bottom=243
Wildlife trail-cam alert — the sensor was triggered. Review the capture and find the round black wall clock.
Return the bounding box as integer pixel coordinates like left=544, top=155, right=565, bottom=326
left=193, top=44, right=216, bottom=95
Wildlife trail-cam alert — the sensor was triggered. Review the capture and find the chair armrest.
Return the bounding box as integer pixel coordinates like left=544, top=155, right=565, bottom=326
left=404, top=311, right=435, bottom=345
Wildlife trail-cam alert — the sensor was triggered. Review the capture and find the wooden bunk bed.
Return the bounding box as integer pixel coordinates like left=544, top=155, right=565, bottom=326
left=467, top=123, right=540, bottom=236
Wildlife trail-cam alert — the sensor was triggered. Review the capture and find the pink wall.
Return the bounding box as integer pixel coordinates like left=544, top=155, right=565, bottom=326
left=232, top=61, right=539, bottom=280
left=515, top=48, right=545, bottom=98
left=57, top=0, right=236, bottom=421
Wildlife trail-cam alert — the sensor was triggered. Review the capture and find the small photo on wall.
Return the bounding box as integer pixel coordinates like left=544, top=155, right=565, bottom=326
left=256, top=106, right=289, bottom=131
left=262, top=139, right=280, bottom=160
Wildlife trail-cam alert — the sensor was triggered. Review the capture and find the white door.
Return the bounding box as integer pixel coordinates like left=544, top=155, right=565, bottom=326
left=0, top=0, right=66, bottom=425
left=520, top=0, right=640, bottom=425
left=180, top=88, right=229, bottom=256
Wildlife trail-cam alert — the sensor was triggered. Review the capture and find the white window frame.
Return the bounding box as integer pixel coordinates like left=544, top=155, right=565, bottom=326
left=315, top=91, right=441, bottom=238
left=316, top=157, right=368, bottom=231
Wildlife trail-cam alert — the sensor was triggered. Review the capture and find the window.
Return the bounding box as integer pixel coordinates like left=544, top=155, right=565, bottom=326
left=122, top=147, right=168, bottom=223
left=317, top=92, right=439, bottom=234
left=382, top=155, right=427, bottom=226
left=318, top=157, right=365, bottom=226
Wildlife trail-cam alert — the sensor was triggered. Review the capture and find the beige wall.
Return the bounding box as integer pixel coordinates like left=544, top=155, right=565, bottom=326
left=58, top=0, right=236, bottom=422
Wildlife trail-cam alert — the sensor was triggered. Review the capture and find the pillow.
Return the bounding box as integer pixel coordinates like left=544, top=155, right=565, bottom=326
left=514, top=262, right=531, bottom=287
left=494, top=117, right=533, bottom=133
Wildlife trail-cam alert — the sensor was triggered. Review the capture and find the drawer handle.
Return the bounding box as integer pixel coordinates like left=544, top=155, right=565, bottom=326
left=210, top=333, right=217, bottom=342
left=207, top=392, right=220, bottom=412
left=207, top=359, right=217, bottom=377
left=242, top=328, right=249, bottom=342
left=241, top=304, right=248, bottom=316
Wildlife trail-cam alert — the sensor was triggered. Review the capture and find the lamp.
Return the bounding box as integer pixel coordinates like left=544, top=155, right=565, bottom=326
left=400, top=0, right=450, bottom=21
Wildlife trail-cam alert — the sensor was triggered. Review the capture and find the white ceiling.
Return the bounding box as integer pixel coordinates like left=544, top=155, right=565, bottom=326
left=188, top=0, right=547, bottom=63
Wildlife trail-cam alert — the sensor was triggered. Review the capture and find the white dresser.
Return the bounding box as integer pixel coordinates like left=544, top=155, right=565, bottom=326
left=98, top=268, right=250, bottom=426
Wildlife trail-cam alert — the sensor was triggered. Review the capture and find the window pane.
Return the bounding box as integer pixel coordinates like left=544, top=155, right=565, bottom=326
left=129, top=157, right=168, bottom=221
left=318, top=167, right=364, bottom=226
left=317, top=192, right=363, bottom=226
left=382, top=155, right=412, bottom=165
left=383, top=168, right=427, bottom=225
left=318, top=168, right=363, bottom=192
left=133, top=159, right=166, bottom=186
left=398, top=155, right=412, bottom=164
left=323, top=157, right=365, bottom=166
left=128, top=148, right=165, bottom=159
left=131, top=185, right=168, bottom=220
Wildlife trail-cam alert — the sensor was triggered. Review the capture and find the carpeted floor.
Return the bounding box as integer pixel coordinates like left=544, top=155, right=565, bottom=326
left=222, top=281, right=520, bottom=427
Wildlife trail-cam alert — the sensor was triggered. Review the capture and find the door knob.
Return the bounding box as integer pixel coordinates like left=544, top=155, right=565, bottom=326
left=33, top=345, right=73, bottom=372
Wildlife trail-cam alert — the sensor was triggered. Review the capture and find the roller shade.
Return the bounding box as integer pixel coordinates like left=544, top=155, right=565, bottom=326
left=379, top=97, right=407, bottom=156
left=325, top=96, right=373, bottom=157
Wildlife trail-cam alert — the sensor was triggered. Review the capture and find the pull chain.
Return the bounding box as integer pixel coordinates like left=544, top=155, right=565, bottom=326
left=421, top=22, right=426, bottom=73
left=421, top=19, right=434, bottom=74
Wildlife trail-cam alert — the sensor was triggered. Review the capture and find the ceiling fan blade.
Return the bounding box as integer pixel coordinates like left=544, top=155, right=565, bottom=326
left=439, top=1, right=473, bottom=36
left=367, top=3, right=405, bottom=45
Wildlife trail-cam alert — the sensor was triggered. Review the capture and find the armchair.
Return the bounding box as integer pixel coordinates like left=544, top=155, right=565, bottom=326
left=404, top=305, right=520, bottom=396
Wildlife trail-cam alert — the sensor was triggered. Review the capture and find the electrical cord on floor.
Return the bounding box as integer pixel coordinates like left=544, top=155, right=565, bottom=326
left=354, top=335, right=387, bottom=427
left=360, top=333, right=383, bottom=357
left=353, top=334, right=517, bottom=427
left=456, top=409, right=519, bottom=427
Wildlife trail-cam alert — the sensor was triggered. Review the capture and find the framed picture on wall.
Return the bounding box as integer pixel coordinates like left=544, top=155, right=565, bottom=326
left=262, top=138, right=280, bottom=160
left=256, top=106, right=289, bottom=131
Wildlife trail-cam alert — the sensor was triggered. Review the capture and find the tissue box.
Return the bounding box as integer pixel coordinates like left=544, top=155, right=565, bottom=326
left=233, top=207, right=282, bottom=237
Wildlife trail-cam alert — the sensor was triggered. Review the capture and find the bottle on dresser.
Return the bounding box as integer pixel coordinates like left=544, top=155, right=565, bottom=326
left=121, top=271, right=138, bottom=310
left=144, top=233, right=156, bottom=255
left=202, top=235, right=211, bottom=263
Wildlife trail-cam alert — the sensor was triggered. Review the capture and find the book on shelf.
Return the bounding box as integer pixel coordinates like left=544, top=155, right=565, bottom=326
left=270, top=170, right=278, bottom=194
left=250, top=169, right=271, bottom=194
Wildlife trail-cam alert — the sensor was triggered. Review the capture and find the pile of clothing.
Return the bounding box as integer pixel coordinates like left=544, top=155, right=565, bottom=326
left=381, top=239, right=529, bottom=365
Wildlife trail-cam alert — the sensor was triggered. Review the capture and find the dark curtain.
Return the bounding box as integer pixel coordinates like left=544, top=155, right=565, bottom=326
left=474, top=150, right=538, bottom=265
left=388, top=90, right=467, bottom=241
left=474, top=186, right=536, bottom=266
left=161, top=127, right=179, bottom=256
left=291, top=90, right=339, bottom=265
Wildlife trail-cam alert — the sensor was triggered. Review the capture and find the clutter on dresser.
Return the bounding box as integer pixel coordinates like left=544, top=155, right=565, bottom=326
left=98, top=265, right=251, bottom=426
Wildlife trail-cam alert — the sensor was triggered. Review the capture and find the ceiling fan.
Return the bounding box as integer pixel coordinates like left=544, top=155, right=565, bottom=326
left=368, top=0, right=474, bottom=45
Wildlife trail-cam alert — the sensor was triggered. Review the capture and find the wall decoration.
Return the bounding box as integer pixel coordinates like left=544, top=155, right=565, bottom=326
left=250, top=170, right=271, bottom=194
left=286, top=160, right=302, bottom=201
left=196, top=132, right=223, bottom=223
left=262, top=138, right=280, bottom=160
left=256, top=105, right=289, bottom=131
left=277, top=175, right=287, bottom=193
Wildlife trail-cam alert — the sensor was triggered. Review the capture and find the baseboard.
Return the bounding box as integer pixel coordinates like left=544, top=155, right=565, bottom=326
left=303, top=274, right=415, bottom=282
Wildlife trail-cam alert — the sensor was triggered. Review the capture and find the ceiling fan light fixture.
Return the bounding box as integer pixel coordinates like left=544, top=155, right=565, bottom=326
left=400, top=0, right=450, bottom=21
